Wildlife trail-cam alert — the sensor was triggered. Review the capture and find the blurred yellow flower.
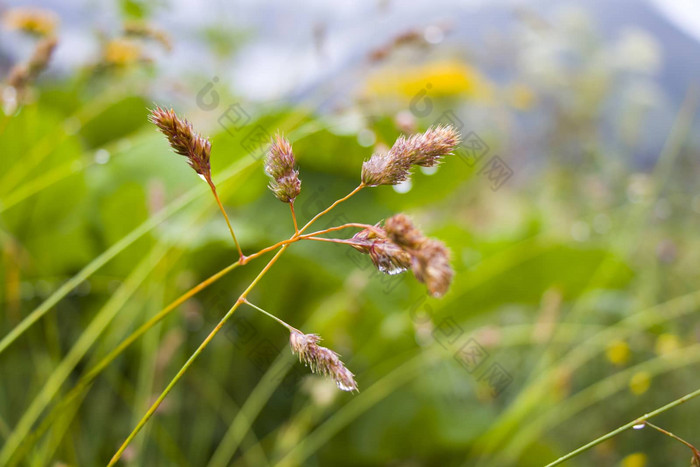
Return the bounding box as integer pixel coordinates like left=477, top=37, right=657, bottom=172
left=606, top=339, right=631, bottom=366
left=655, top=333, right=680, bottom=356
left=621, top=452, right=647, bottom=467
left=629, top=371, right=651, bottom=395
left=2, top=7, right=58, bottom=36
left=364, top=59, right=493, bottom=101
left=104, top=39, right=142, bottom=66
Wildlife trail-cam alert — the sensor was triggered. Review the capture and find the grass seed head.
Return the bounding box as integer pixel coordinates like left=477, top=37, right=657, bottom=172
left=265, top=135, right=301, bottom=203
left=352, top=215, right=454, bottom=296
left=7, top=36, right=57, bottom=91
left=411, top=238, right=453, bottom=298
left=149, top=106, right=212, bottom=181
left=361, top=125, right=460, bottom=186
left=385, top=213, right=424, bottom=249
left=289, top=329, right=358, bottom=392
left=396, top=124, right=460, bottom=168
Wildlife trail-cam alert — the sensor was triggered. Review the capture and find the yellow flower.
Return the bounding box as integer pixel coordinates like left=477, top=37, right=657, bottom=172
left=629, top=371, right=651, bottom=395
left=655, top=333, right=680, bottom=356
left=2, top=7, right=58, bottom=36
left=621, top=452, right=647, bottom=467
left=606, top=339, right=630, bottom=366
left=103, top=39, right=142, bottom=66
left=364, top=59, right=493, bottom=101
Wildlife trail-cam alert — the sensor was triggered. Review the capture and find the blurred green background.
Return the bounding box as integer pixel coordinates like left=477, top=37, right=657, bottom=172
left=1, top=0, right=700, bottom=466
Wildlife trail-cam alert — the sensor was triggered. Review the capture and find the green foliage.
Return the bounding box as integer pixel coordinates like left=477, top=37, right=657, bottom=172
left=1, top=20, right=699, bottom=467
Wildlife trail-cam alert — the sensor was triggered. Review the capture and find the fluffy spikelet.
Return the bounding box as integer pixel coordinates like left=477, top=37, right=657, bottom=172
left=350, top=223, right=382, bottom=250
left=352, top=214, right=454, bottom=297
left=149, top=106, right=212, bottom=180
left=361, top=151, right=411, bottom=186
left=386, top=214, right=453, bottom=297
left=411, top=238, right=453, bottom=298
left=351, top=227, right=412, bottom=275
left=395, top=124, right=460, bottom=167
left=27, top=36, right=57, bottom=73
left=385, top=213, right=424, bottom=249
left=361, top=125, right=460, bottom=186
left=369, top=240, right=412, bottom=275
left=265, top=135, right=301, bottom=203
left=289, top=330, right=358, bottom=392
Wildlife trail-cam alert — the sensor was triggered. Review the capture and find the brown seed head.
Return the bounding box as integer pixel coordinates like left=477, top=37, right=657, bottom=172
left=350, top=223, right=383, bottom=253
left=289, top=329, right=358, bottom=392
left=350, top=224, right=411, bottom=275
left=393, top=124, right=460, bottom=167
left=27, top=36, right=57, bottom=75
left=368, top=240, right=412, bottom=275
left=7, top=36, right=57, bottom=93
left=149, top=106, right=212, bottom=180
left=350, top=215, right=454, bottom=296
left=265, top=135, right=301, bottom=203
left=361, top=125, right=460, bottom=186
left=7, top=65, right=29, bottom=90
left=411, top=238, right=453, bottom=298
left=361, top=150, right=411, bottom=186
left=385, top=213, right=424, bottom=249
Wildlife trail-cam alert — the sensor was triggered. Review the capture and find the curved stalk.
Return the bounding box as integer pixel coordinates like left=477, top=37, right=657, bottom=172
left=107, top=184, right=364, bottom=465
left=545, top=386, right=700, bottom=466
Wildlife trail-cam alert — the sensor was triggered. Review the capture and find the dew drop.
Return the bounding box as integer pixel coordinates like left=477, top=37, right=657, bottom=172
left=393, top=179, right=412, bottom=194
left=376, top=262, right=408, bottom=276
left=336, top=381, right=356, bottom=391
left=94, top=149, right=110, bottom=164
left=632, top=423, right=645, bottom=430
left=357, top=128, right=376, bottom=147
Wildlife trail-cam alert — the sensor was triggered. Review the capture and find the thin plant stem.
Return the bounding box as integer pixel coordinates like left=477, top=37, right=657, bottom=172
left=13, top=163, right=356, bottom=463
left=297, top=183, right=364, bottom=235
left=207, top=178, right=244, bottom=261
left=242, top=299, right=295, bottom=332
left=490, top=89, right=700, bottom=465
left=108, top=246, right=289, bottom=466
left=68, top=260, right=240, bottom=393
left=304, top=237, right=362, bottom=246
left=16, top=216, right=367, bottom=459
left=643, top=422, right=700, bottom=459
left=4, top=259, right=244, bottom=464
left=304, top=222, right=381, bottom=237
left=108, top=184, right=364, bottom=465
left=545, top=386, right=700, bottom=466
left=289, top=202, right=299, bottom=234
left=299, top=223, right=373, bottom=238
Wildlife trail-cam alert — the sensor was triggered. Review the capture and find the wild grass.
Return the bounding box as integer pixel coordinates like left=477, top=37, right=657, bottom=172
left=2, top=8, right=700, bottom=466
